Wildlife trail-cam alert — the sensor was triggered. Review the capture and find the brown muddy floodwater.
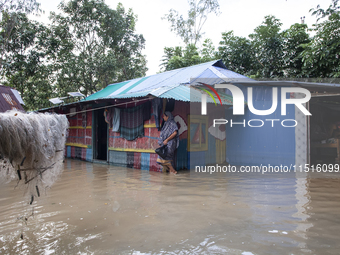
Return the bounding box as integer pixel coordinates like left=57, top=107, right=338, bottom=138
left=1, top=159, right=340, bottom=254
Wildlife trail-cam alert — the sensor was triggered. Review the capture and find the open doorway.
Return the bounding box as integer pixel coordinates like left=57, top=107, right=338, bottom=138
left=94, top=108, right=108, bottom=161
left=309, top=96, right=340, bottom=165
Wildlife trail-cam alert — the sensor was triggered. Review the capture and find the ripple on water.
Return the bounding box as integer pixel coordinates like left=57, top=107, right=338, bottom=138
left=0, top=159, right=340, bottom=254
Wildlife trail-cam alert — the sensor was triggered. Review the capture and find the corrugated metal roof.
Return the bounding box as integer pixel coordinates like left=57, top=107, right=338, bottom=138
left=85, top=80, right=131, bottom=101
left=0, top=85, right=25, bottom=112
left=111, top=84, right=233, bottom=105
left=158, top=85, right=233, bottom=105
left=11, top=89, right=25, bottom=105
left=158, top=85, right=192, bottom=101
left=231, top=80, right=340, bottom=89
left=84, top=60, right=250, bottom=102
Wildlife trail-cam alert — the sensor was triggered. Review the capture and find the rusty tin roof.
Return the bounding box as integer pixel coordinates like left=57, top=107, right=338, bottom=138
left=0, top=85, right=25, bottom=112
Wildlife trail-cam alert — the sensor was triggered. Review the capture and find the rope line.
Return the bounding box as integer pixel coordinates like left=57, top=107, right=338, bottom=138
left=63, top=97, right=151, bottom=116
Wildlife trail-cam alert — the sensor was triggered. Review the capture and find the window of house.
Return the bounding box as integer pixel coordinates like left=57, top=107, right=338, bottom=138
left=188, top=115, right=208, bottom=151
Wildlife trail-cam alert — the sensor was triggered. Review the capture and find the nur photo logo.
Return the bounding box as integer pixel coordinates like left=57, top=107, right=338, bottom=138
left=197, top=83, right=312, bottom=128
left=199, top=83, right=312, bottom=116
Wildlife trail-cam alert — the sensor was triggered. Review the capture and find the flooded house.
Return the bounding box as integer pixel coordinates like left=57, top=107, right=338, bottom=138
left=40, top=60, right=340, bottom=170
left=50, top=60, right=241, bottom=171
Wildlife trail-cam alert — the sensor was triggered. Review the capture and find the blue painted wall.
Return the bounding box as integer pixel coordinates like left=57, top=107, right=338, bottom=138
left=86, top=148, right=93, bottom=162
left=205, top=133, right=217, bottom=165
left=189, top=151, right=206, bottom=169
left=225, top=86, right=296, bottom=166
left=66, top=146, right=71, bottom=158
left=141, top=153, right=150, bottom=170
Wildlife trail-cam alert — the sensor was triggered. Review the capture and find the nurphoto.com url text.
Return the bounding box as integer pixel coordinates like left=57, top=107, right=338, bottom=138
left=195, top=164, right=340, bottom=175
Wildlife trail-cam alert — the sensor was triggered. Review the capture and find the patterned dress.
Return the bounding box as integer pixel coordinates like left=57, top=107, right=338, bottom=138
left=156, top=112, right=179, bottom=167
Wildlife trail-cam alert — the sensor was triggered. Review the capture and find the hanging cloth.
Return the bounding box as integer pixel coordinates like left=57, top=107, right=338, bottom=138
left=165, top=98, right=175, bottom=112
left=143, top=100, right=152, bottom=121
left=120, top=104, right=144, bottom=140
left=152, top=98, right=163, bottom=131
left=112, top=108, right=121, bottom=132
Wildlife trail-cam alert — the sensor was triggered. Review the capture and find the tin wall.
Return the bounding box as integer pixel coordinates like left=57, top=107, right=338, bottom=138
left=65, top=107, right=93, bottom=162
left=225, top=86, right=297, bottom=166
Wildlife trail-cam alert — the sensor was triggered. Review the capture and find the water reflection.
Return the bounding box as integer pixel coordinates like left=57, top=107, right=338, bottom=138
left=304, top=178, right=340, bottom=254
left=0, top=159, right=340, bottom=254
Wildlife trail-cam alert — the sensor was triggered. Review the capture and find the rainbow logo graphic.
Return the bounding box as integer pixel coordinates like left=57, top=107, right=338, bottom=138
left=196, top=82, right=222, bottom=106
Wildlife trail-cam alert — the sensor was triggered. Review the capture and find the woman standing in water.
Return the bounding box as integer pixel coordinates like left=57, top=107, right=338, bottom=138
left=157, top=111, right=179, bottom=174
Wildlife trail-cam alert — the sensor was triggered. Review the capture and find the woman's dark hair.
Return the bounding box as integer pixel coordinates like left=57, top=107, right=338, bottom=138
left=164, top=113, right=168, bottom=117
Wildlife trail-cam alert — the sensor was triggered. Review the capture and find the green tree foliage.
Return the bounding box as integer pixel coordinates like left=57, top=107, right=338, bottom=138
left=0, top=0, right=40, bottom=13
left=160, top=46, right=182, bottom=70
left=160, top=44, right=202, bottom=71
left=218, top=31, right=255, bottom=76
left=201, top=38, right=217, bottom=62
left=0, top=0, right=147, bottom=110
left=50, top=0, right=147, bottom=96
left=217, top=16, right=311, bottom=78
left=309, top=0, right=340, bottom=21
left=282, top=23, right=310, bottom=78
left=249, top=15, right=285, bottom=78
left=161, top=7, right=339, bottom=80
left=160, top=40, right=217, bottom=72
left=163, top=0, right=220, bottom=46
left=0, top=0, right=41, bottom=67
left=302, top=0, right=340, bottom=78
left=0, top=13, right=54, bottom=110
